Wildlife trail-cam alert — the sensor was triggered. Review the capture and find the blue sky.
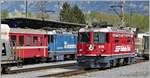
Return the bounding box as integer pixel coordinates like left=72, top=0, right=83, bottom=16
left=1, top=0, right=149, bottom=16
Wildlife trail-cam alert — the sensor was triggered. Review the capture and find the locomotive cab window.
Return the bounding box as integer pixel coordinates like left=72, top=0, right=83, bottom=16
left=94, top=33, right=99, bottom=43
left=99, top=32, right=105, bottom=44
left=94, top=32, right=106, bottom=44
left=79, top=32, right=90, bottom=43
left=19, top=36, right=24, bottom=46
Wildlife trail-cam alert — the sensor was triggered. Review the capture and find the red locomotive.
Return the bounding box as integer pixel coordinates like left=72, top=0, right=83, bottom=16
left=77, top=26, right=136, bottom=68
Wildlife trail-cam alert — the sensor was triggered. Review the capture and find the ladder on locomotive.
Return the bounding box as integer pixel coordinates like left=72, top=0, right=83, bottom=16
left=10, top=41, right=23, bottom=68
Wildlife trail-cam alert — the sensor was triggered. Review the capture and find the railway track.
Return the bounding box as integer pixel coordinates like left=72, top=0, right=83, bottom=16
left=2, top=57, right=147, bottom=76
left=2, top=61, right=76, bottom=74
left=39, top=58, right=148, bottom=77
left=39, top=68, right=99, bottom=77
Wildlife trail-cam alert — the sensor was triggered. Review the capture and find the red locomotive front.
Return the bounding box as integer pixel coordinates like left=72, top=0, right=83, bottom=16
left=77, top=27, right=136, bottom=68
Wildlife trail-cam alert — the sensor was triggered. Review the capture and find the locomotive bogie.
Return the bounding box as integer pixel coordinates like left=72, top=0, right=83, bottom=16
left=77, top=54, right=136, bottom=68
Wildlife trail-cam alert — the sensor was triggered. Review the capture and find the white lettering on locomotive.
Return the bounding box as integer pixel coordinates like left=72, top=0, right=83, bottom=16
left=64, top=44, right=76, bottom=48
left=114, top=45, right=131, bottom=52
left=64, top=41, right=76, bottom=48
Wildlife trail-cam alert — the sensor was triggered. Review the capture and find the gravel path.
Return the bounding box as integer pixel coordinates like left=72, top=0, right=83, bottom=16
left=2, top=61, right=149, bottom=78
left=69, top=61, right=149, bottom=78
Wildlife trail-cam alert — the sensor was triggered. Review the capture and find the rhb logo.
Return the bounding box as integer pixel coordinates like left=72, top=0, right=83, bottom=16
left=114, top=45, right=131, bottom=52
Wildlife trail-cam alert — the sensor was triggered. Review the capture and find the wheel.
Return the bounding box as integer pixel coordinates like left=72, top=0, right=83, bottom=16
left=123, top=58, right=128, bottom=65
left=41, top=57, right=47, bottom=63
left=110, top=60, right=113, bottom=67
left=116, top=59, right=120, bottom=66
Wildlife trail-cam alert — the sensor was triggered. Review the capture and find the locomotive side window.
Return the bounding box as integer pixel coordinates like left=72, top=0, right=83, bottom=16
left=33, top=36, right=38, bottom=46
left=19, top=36, right=24, bottom=46
left=115, top=37, right=119, bottom=43
left=105, top=33, right=109, bottom=43
left=79, top=32, right=90, bottom=43
left=127, top=37, right=131, bottom=43
left=94, top=32, right=106, bottom=44
left=26, top=36, right=31, bottom=46
left=10, top=35, right=16, bottom=46
left=113, top=34, right=119, bottom=43
left=2, top=43, right=7, bottom=56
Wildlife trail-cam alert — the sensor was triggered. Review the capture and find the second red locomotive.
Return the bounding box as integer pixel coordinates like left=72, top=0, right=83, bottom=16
left=77, top=26, right=136, bottom=68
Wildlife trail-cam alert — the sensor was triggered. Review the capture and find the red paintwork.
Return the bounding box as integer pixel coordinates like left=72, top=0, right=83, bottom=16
left=77, top=31, right=135, bottom=56
left=9, top=33, right=48, bottom=59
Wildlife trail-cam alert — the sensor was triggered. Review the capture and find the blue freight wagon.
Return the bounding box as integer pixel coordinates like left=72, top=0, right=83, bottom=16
left=48, top=33, right=77, bottom=61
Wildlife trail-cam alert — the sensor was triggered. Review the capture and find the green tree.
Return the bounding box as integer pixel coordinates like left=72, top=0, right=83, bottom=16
left=88, top=11, right=119, bottom=25
left=60, top=2, right=72, bottom=22
left=27, top=12, right=33, bottom=18
left=35, top=12, right=50, bottom=20
left=59, top=2, right=86, bottom=24
left=72, top=5, right=86, bottom=24
left=1, top=9, right=9, bottom=19
left=86, top=11, right=149, bottom=32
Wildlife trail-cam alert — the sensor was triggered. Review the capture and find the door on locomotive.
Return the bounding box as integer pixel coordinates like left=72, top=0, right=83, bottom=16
left=142, top=35, right=149, bottom=59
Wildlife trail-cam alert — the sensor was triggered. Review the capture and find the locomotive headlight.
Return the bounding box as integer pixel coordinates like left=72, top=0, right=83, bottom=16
left=88, top=44, right=94, bottom=51
left=99, top=45, right=104, bottom=48
left=79, top=49, right=83, bottom=51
